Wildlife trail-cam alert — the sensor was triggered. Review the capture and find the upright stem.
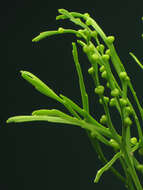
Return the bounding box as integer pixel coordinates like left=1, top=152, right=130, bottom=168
left=122, top=148, right=143, bottom=190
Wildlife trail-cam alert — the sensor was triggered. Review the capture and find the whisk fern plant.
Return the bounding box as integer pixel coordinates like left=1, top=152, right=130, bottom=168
left=7, top=9, right=143, bottom=190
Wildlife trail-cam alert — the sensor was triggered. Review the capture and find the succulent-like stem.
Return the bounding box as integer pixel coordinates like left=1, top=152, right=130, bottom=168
left=7, top=9, right=143, bottom=190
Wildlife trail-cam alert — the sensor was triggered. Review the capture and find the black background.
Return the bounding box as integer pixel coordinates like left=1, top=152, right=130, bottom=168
left=1, top=0, right=143, bottom=189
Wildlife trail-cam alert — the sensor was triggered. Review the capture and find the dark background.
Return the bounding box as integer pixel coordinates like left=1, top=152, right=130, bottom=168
left=1, top=0, right=143, bottom=189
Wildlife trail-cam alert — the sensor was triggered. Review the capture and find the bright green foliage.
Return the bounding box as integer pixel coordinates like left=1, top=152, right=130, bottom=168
left=94, top=151, right=122, bottom=183
left=7, top=9, right=143, bottom=190
left=20, top=71, right=62, bottom=102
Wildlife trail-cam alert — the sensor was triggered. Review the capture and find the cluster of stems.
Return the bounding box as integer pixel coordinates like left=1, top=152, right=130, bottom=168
left=7, top=9, right=143, bottom=190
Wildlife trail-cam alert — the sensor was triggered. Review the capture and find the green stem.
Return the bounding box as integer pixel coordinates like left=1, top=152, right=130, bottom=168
left=72, top=42, right=89, bottom=112
left=94, top=151, right=122, bottom=183
left=128, top=161, right=143, bottom=190
left=128, top=82, right=143, bottom=120
left=119, top=157, right=135, bottom=190
left=122, top=147, right=143, bottom=190
left=87, top=132, right=126, bottom=184
left=32, top=29, right=87, bottom=42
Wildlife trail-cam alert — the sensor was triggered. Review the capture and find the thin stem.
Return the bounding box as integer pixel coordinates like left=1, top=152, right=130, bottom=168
left=94, top=151, right=122, bottom=183
left=122, top=146, right=143, bottom=190
left=32, top=29, right=87, bottom=42
left=119, top=157, right=136, bottom=190
left=88, top=133, right=126, bottom=184
left=128, top=82, right=143, bottom=120
left=128, top=161, right=143, bottom=190
left=72, top=42, right=89, bottom=112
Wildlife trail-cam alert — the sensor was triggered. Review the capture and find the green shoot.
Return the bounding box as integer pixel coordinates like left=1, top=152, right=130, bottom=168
left=7, top=9, right=143, bottom=190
